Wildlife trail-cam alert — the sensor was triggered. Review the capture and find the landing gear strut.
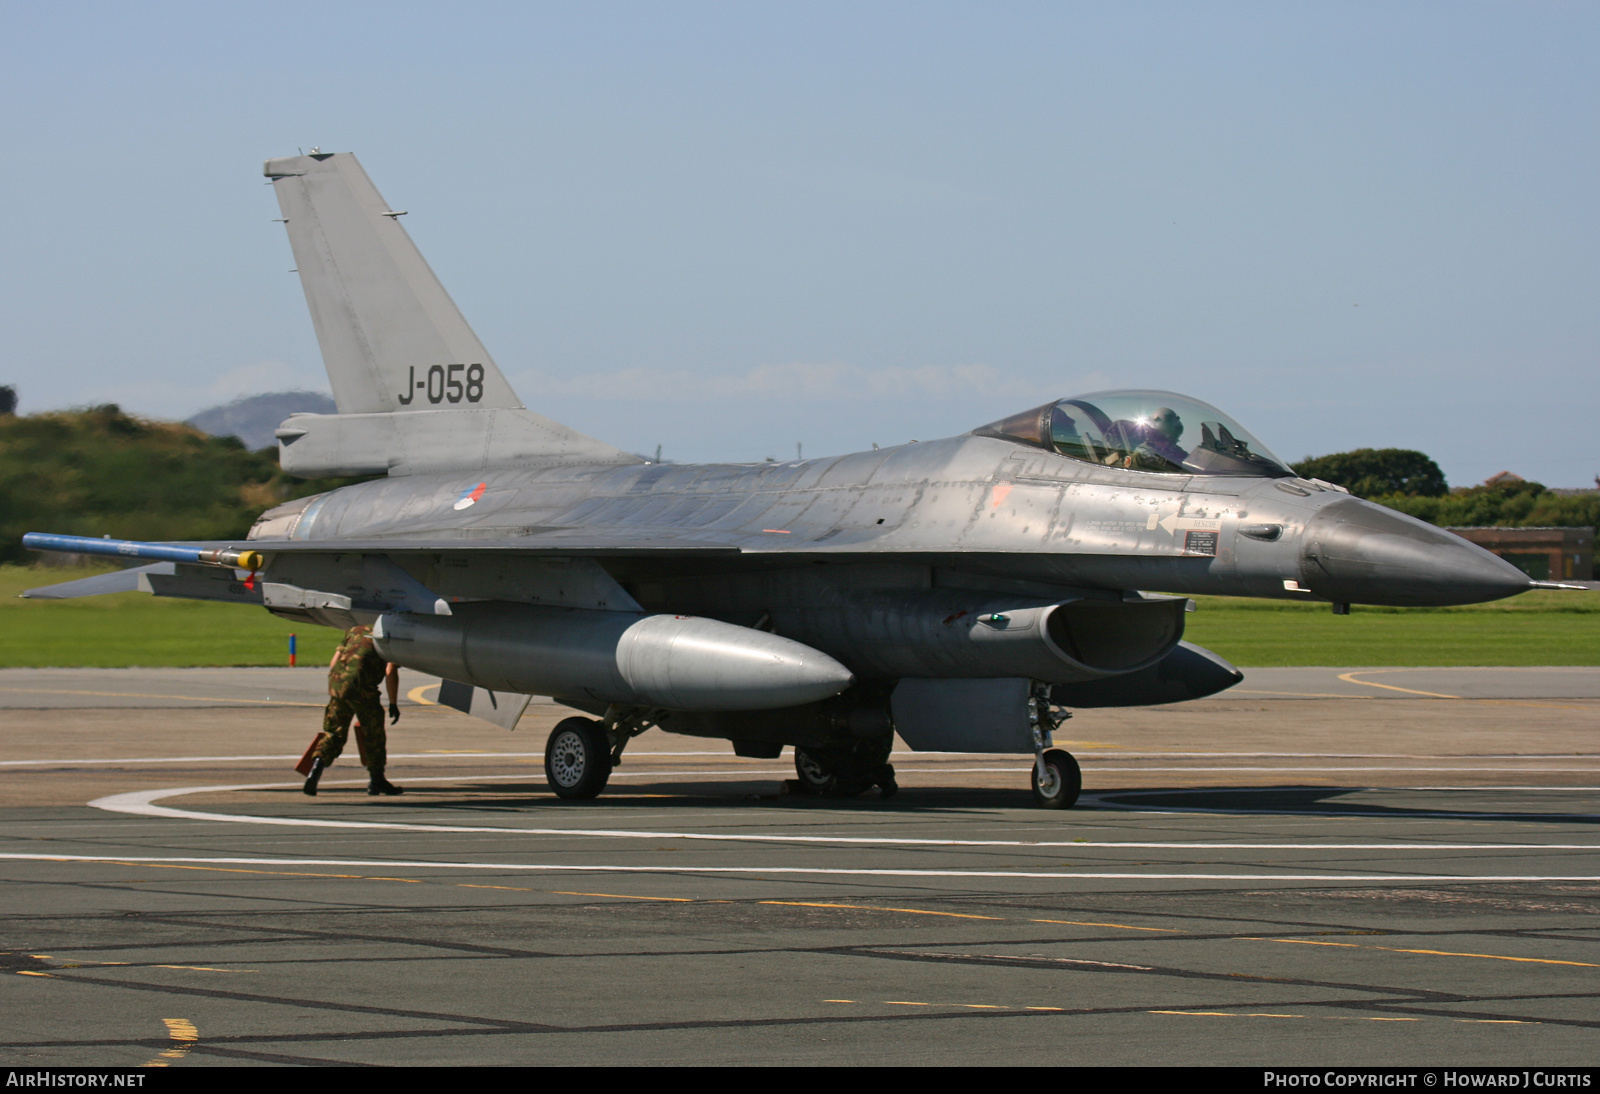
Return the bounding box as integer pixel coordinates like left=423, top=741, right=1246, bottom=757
left=1029, top=687, right=1080, bottom=809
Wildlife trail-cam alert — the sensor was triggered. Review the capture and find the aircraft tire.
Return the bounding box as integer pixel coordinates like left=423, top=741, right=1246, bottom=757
left=1031, top=749, right=1081, bottom=810
left=792, top=746, right=841, bottom=796
left=545, top=717, right=613, bottom=800
left=794, top=740, right=893, bottom=799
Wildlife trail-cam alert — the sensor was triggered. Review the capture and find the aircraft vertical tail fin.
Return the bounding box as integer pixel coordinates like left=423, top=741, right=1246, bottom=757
left=265, top=151, right=521, bottom=415
left=264, top=152, right=638, bottom=475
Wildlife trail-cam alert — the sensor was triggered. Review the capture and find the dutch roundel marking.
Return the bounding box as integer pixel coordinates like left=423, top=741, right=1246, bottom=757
left=453, top=482, right=488, bottom=510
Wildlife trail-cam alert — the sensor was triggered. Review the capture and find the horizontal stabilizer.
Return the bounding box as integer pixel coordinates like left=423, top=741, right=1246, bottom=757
left=276, top=407, right=639, bottom=477
left=22, top=563, right=165, bottom=599
left=22, top=561, right=263, bottom=606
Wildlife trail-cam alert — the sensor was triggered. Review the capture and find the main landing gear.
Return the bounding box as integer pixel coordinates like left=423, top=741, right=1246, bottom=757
left=543, top=717, right=612, bottom=800
left=543, top=706, right=662, bottom=800
left=542, top=689, right=1080, bottom=809
left=792, top=740, right=898, bottom=799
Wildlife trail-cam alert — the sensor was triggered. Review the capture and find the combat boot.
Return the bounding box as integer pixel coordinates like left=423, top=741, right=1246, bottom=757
left=367, top=769, right=403, bottom=796
left=302, top=757, right=326, bottom=796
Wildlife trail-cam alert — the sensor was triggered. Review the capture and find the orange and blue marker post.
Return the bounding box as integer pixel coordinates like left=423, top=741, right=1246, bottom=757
left=288, top=634, right=297, bottom=667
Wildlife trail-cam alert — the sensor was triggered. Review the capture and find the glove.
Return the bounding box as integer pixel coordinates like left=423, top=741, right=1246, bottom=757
left=388, top=703, right=401, bottom=723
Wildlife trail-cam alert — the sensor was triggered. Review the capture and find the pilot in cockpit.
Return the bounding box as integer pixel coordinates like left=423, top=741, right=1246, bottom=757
left=975, top=389, right=1295, bottom=480
left=1111, top=406, right=1187, bottom=471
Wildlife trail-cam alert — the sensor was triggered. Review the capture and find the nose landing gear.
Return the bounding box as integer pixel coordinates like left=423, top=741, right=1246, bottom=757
left=1032, top=748, right=1081, bottom=809
left=1029, top=687, right=1080, bottom=809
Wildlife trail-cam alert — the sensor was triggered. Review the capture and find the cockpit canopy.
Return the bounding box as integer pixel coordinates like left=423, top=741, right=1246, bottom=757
left=973, top=389, right=1293, bottom=478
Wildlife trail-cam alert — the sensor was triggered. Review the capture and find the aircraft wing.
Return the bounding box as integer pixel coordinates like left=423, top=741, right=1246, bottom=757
left=240, top=531, right=747, bottom=555
left=18, top=530, right=740, bottom=602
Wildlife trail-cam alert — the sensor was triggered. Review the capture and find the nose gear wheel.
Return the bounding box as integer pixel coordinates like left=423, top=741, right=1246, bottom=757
left=1031, top=748, right=1081, bottom=809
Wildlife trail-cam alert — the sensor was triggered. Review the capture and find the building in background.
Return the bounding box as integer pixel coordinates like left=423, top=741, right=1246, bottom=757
left=1447, top=527, right=1594, bottom=581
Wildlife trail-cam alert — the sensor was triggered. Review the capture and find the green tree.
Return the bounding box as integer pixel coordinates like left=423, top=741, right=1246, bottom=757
left=1291, top=449, right=1448, bottom=498
left=1378, top=482, right=1599, bottom=530
left=0, top=406, right=372, bottom=564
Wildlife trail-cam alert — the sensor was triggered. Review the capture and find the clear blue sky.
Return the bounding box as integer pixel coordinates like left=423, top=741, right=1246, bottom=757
left=3, top=2, right=1596, bottom=486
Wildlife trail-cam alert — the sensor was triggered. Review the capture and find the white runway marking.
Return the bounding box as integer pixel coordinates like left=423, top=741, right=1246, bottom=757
left=0, top=751, right=763, bottom=767
left=1, top=852, right=1597, bottom=884
left=87, top=780, right=1600, bottom=850
left=21, top=752, right=1597, bottom=775
left=1090, top=787, right=1600, bottom=819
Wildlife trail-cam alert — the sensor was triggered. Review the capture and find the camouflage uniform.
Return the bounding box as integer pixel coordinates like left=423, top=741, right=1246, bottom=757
left=316, top=625, right=388, bottom=772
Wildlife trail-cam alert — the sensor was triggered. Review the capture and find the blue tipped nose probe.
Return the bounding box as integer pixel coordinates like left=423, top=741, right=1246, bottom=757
left=21, top=533, right=264, bottom=572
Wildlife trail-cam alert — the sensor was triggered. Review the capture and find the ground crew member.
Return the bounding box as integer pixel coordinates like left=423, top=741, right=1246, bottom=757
left=302, top=624, right=403, bottom=796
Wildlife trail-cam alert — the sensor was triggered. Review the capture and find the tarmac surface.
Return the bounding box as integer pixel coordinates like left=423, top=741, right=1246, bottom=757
left=0, top=666, right=1596, bottom=1067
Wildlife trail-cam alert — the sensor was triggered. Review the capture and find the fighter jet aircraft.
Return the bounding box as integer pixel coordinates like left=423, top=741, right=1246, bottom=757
left=23, top=152, right=1548, bottom=808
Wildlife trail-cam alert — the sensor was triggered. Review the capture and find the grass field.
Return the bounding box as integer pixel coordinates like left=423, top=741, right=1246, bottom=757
left=1182, top=590, right=1598, bottom=667
left=2, top=565, right=344, bottom=669
left=3, top=565, right=1596, bottom=669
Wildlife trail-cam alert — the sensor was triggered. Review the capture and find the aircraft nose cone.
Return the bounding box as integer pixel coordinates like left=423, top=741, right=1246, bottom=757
left=1300, top=498, right=1532, bottom=607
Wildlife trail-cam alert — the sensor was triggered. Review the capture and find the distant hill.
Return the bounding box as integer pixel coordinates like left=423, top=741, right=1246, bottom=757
left=2, top=404, right=371, bottom=565
left=186, top=391, right=337, bottom=451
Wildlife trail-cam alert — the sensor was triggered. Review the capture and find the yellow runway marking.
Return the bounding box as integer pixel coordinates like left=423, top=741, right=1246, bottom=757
left=886, top=1000, right=1008, bottom=1009
left=406, top=684, right=439, bottom=705
left=0, top=687, right=320, bottom=707
left=1028, top=918, right=1180, bottom=932
left=550, top=890, right=697, bottom=902
left=1335, top=672, right=1594, bottom=710
left=101, top=860, right=421, bottom=883
left=35, top=960, right=252, bottom=973
left=1150, top=1009, right=1424, bottom=1022
left=16, top=970, right=53, bottom=978
left=760, top=901, right=1003, bottom=920
left=143, top=1018, right=198, bottom=1068
left=1268, top=938, right=1600, bottom=968
left=1337, top=672, right=1461, bottom=699
left=91, top=861, right=713, bottom=901
left=1234, top=689, right=1375, bottom=699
